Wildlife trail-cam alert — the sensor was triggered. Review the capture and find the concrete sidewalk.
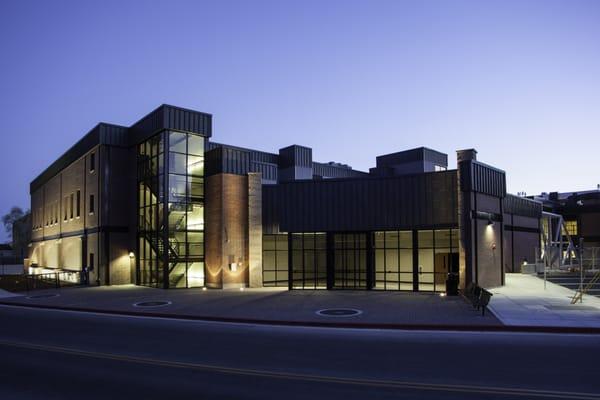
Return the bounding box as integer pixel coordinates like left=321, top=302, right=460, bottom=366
left=0, top=284, right=500, bottom=328
left=0, top=288, right=22, bottom=299
left=488, top=273, right=600, bottom=328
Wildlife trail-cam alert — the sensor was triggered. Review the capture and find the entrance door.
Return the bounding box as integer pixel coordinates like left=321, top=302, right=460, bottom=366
left=333, top=233, right=367, bottom=289
left=434, top=252, right=450, bottom=289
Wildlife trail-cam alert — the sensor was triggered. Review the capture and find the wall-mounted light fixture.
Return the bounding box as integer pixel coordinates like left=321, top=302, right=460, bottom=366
left=129, top=251, right=135, bottom=258
left=487, top=218, right=494, bottom=226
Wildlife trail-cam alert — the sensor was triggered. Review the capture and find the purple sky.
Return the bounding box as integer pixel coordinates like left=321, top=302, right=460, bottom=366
left=1, top=0, right=599, bottom=242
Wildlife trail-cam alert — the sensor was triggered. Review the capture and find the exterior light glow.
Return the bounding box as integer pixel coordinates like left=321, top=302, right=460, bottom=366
left=240, top=287, right=245, bottom=291
left=129, top=252, right=135, bottom=258
left=202, top=287, right=207, bottom=291
left=439, top=292, right=447, bottom=297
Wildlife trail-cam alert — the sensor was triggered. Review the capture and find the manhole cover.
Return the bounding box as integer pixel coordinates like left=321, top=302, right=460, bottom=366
left=316, top=308, right=362, bottom=317
left=133, top=301, right=172, bottom=308
left=27, top=293, right=60, bottom=299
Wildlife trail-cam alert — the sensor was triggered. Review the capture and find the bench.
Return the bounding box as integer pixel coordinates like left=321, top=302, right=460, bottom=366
left=464, top=283, right=493, bottom=316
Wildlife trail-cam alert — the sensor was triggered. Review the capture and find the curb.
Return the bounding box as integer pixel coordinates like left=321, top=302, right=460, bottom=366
left=2, top=301, right=600, bottom=334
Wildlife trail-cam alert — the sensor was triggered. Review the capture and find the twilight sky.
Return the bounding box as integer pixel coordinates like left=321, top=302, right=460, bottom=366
left=0, top=0, right=599, bottom=242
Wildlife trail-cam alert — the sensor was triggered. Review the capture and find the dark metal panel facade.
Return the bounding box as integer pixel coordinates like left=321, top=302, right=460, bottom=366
left=459, top=160, right=506, bottom=198
left=376, top=147, right=447, bottom=168
left=98, top=123, right=129, bottom=147
left=130, top=104, right=212, bottom=145
left=312, top=162, right=369, bottom=178
left=263, top=171, right=458, bottom=233
left=278, top=145, right=312, bottom=169
left=205, top=147, right=250, bottom=177
left=503, top=194, right=542, bottom=218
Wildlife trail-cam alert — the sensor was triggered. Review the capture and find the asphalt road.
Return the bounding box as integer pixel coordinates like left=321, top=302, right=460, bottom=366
left=1, top=304, right=599, bottom=400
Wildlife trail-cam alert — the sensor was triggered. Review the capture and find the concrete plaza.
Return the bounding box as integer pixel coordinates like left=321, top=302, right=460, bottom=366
left=0, top=285, right=500, bottom=327
left=488, top=273, right=600, bottom=328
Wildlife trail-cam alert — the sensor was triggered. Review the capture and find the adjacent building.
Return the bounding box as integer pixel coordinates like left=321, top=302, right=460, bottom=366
left=530, top=189, right=600, bottom=248
left=27, top=105, right=542, bottom=291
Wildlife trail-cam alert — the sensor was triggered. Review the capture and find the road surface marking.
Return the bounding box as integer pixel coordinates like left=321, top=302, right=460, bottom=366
left=0, top=339, right=598, bottom=399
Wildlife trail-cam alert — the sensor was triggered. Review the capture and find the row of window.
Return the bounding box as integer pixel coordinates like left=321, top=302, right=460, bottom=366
left=32, top=191, right=95, bottom=231
left=32, top=151, right=96, bottom=231
left=263, top=230, right=459, bottom=292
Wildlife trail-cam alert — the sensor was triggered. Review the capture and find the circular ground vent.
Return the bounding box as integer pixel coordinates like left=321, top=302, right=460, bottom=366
left=133, top=301, right=172, bottom=308
left=27, top=293, right=60, bottom=299
left=316, top=308, right=362, bottom=317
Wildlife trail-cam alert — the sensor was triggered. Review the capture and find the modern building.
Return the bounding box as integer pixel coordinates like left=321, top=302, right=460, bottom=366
left=27, top=105, right=542, bottom=291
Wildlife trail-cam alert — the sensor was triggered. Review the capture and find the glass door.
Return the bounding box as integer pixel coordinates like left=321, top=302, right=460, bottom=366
left=333, top=233, right=367, bottom=289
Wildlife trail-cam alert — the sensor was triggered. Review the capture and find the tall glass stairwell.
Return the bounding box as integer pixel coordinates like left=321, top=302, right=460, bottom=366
left=137, top=131, right=205, bottom=288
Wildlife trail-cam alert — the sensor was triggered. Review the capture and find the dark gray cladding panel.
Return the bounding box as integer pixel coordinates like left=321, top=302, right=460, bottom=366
left=205, top=146, right=250, bottom=177
left=312, top=162, right=369, bottom=178
left=130, top=104, right=212, bottom=145
left=504, top=194, right=542, bottom=218
left=30, top=123, right=128, bottom=193
left=376, top=147, right=448, bottom=168
left=459, top=160, right=506, bottom=198
left=262, top=170, right=458, bottom=233
left=278, top=145, right=312, bottom=169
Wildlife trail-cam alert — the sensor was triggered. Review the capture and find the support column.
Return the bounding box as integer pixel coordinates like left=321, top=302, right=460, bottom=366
left=248, top=173, right=263, bottom=288
left=457, top=149, right=477, bottom=290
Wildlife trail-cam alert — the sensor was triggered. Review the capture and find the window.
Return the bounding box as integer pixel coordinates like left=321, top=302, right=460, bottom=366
left=64, top=196, right=68, bottom=221
left=434, top=165, right=446, bottom=172
left=333, top=233, right=367, bottom=289
left=76, top=190, right=81, bottom=217
left=89, top=194, right=95, bottom=214
left=562, top=220, right=578, bottom=236
left=70, top=193, right=74, bottom=219
left=417, top=229, right=459, bottom=292
left=90, top=152, right=95, bottom=172
left=374, top=231, right=413, bottom=291
left=291, top=233, right=327, bottom=289
left=263, top=234, right=289, bottom=287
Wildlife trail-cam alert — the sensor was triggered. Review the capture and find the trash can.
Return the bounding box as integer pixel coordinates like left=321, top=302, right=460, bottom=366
left=446, top=272, right=459, bottom=296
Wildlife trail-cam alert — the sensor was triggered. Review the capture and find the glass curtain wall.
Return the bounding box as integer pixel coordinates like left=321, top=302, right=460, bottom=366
left=137, top=130, right=205, bottom=289
left=374, top=231, right=413, bottom=290
left=417, top=229, right=458, bottom=292
left=137, top=134, right=164, bottom=288
left=333, top=233, right=367, bottom=289
left=167, top=131, right=205, bottom=288
left=291, top=233, right=327, bottom=289
left=262, top=234, right=289, bottom=287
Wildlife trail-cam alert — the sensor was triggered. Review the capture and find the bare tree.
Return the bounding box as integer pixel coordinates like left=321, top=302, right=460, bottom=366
left=2, top=206, right=25, bottom=241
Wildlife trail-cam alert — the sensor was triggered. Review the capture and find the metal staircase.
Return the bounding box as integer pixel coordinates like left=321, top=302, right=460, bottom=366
left=139, top=177, right=188, bottom=288
left=540, top=212, right=578, bottom=270
left=571, top=270, right=600, bottom=303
